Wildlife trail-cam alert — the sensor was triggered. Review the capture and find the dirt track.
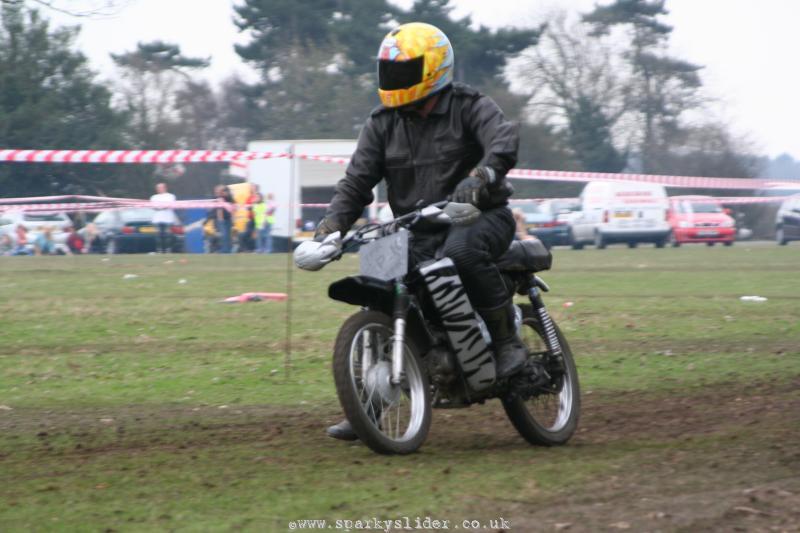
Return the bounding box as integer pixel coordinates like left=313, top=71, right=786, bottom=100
left=3, top=380, right=799, bottom=532
left=437, top=380, right=800, bottom=532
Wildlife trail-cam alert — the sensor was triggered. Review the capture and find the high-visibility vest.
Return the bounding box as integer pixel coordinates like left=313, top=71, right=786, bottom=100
left=253, top=202, right=268, bottom=228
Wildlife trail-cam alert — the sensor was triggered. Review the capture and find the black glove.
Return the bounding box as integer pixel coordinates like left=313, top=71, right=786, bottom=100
left=314, top=218, right=339, bottom=242
left=452, top=167, right=496, bottom=207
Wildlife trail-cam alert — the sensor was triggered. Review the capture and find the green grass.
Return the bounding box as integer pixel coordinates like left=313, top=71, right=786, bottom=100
left=0, top=245, right=798, bottom=531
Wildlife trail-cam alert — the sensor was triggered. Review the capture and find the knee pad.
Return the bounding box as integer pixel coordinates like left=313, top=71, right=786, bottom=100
left=443, top=240, right=485, bottom=271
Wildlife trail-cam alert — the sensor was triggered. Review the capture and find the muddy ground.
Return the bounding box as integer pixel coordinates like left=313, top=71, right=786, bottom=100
left=3, top=378, right=798, bottom=532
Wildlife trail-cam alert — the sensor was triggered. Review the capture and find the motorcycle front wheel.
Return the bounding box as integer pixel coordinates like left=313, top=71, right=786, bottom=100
left=502, top=305, right=581, bottom=446
left=332, top=310, right=431, bottom=455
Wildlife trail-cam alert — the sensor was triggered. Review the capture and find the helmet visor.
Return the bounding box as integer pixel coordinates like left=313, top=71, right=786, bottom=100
left=378, top=57, right=425, bottom=91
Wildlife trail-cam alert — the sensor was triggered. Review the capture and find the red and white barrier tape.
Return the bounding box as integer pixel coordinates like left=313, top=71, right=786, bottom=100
left=0, top=199, right=230, bottom=213
left=0, top=194, right=145, bottom=204
left=2, top=196, right=789, bottom=214
left=4, top=148, right=799, bottom=190
left=505, top=169, right=798, bottom=191
left=692, top=196, right=787, bottom=205
left=0, top=149, right=289, bottom=164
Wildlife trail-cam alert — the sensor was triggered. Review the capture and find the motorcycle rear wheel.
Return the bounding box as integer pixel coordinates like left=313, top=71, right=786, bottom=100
left=332, top=310, right=431, bottom=455
left=502, top=305, right=580, bottom=446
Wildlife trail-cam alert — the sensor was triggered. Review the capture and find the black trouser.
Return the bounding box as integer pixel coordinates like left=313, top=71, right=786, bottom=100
left=411, top=206, right=515, bottom=309
left=156, top=223, right=171, bottom=253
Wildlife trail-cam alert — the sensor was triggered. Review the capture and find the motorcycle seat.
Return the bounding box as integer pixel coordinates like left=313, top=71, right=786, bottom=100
left=495, top=238, right=552, bottom=272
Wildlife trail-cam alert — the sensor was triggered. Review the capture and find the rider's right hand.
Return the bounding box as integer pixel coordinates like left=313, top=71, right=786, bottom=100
left=314, top=218, right=340, bottom=242
left=294, top=232, right=343, bottom=271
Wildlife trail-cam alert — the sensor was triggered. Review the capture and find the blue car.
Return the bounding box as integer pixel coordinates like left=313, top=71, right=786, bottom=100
left=91, top=208, right=185, bottom=254
left=516, top=200, right=577, bottom=248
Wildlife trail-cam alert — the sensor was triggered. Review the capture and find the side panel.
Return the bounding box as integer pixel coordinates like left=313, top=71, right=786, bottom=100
left=419, top=258, right=496, bottom=391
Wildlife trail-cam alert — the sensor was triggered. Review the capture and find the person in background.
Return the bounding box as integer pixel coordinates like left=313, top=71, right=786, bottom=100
left=150, top=182, right=178, bottom=253
left=208, top=185, right=233, bottom=253
left=264, top=193, right=276, bottom=254
left=0, top=233, right=13, bottom=255
left=66, top=226, right=85, bottom=254
left=83, top=223, right=104, bottom=254
left=34, top=226, right=56, bottom=255
left=512, top=207, right=534, bottom=241
left=252, top=193, right=268, bottom=254
left=252, top=192, right=277, bottom=254
left=13, top=225, right=32, bottom=255
left=238, top=182, right=259, bottom=252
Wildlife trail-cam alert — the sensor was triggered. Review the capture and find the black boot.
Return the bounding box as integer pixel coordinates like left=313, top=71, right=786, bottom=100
left=326, top=418, right=358, bottom=441
left=478, top=301, right=527, bottom=378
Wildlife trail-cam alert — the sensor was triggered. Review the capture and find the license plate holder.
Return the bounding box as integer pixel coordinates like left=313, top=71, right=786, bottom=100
left=359, top=229, right=409, bottom=281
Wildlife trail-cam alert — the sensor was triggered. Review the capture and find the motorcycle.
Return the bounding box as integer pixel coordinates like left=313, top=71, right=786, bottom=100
left=294, top=202, right=580, bottom=455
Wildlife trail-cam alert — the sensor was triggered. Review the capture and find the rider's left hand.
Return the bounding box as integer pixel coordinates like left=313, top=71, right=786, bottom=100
left=452, top=167, right=495, bottom=207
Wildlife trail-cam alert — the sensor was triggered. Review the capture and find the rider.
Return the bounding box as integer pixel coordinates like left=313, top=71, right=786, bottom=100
left=317, top=22, right=526, bottom=440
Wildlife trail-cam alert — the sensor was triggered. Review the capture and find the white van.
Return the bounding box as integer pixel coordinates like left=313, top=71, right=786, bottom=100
left=569, top=181, right=670, bottom=249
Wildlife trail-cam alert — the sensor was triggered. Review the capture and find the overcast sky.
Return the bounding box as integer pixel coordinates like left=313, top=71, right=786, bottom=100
left=48, top=0, right=800, bottom=159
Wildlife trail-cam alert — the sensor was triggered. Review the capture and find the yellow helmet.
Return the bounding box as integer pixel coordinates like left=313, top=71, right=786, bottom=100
left=377, top=22, right=454, bottom=108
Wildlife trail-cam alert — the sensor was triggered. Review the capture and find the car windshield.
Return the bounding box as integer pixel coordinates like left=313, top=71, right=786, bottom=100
left=550, top=201, right=578, bottom=213
left=691, top=202, right=722, bottom=213
left=519, top=203, right=541, bottom=215
left=23, top=213, right=67, bottom=222
left=120, top=208, right=156, bottom=222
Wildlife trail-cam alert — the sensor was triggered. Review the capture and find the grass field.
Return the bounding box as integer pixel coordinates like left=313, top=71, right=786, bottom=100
left=1, top=245, right=799, bottom=532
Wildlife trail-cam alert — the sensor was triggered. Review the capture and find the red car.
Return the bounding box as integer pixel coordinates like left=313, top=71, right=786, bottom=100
left=668, top=196, right=736, bottom=246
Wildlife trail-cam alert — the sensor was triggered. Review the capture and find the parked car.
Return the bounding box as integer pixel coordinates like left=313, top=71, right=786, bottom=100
left=91, top=208, right=184, bottom=253
left=569, top=181, right=671, bottom=249
left=775, top=194, right=800, bottom=245
left=517, top=201, right=574, bottom=248
left=0, top=210, right=71, bottom=252
left=667, top=196, right=736, bottom=247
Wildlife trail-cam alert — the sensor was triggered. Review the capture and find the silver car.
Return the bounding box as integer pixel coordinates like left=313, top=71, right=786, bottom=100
left=775, top=195, right=800, bottom=245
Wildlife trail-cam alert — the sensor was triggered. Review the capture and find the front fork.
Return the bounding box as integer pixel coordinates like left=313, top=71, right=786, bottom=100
left=527, top=275, right=565, bottom=372
left=391, top=281, right=410, bottom=385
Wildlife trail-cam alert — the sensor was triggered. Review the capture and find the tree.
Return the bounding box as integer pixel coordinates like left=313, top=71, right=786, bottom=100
left=111, top=41, right=209, bottom=148
left=583, top=0, right=703, bottom=173
left=651, top=122, right=760, bottom=182
left=167, top=79, right=247, bottom=197
left=109, top=41, right=211, bottom=197
left=401, top=0, right=542, bottom=87
left=0, top=0, right=128, bottom=18
left=231, top=0, right=542, bottom=140
left=0, top=3, right=128, bottom=196
left=511, top=15, right=629, bottom=172
left=232, top=0, right=378, bottom=139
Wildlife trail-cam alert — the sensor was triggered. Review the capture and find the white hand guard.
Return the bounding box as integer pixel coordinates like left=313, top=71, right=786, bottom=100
left=293, top=232, right=343, bottom=271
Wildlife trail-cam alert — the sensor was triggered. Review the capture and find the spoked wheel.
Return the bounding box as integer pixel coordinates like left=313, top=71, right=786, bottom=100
left=332, top=310, right=431, bottom=455
left=502, top=305, right=580, bottom=446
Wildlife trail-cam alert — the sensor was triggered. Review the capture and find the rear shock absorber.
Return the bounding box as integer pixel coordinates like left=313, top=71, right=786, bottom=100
left=527, top=276, right=564, bottom=372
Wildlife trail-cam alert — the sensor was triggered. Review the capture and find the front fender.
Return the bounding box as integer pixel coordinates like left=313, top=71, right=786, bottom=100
left=329, top=276, right=395, bottom=313
left=328, top=276, right=433, bottom=353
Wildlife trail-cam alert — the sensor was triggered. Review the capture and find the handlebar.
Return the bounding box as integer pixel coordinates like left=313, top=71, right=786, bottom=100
left=341, top=200, right=450, bottom=249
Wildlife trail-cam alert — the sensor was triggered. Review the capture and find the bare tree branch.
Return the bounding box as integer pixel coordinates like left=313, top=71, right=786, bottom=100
left=1, top=0, right=130, bottom=18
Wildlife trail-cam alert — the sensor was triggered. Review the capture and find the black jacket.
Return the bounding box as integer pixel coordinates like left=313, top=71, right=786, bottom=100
left=320, top=83, right=519, bottom=235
